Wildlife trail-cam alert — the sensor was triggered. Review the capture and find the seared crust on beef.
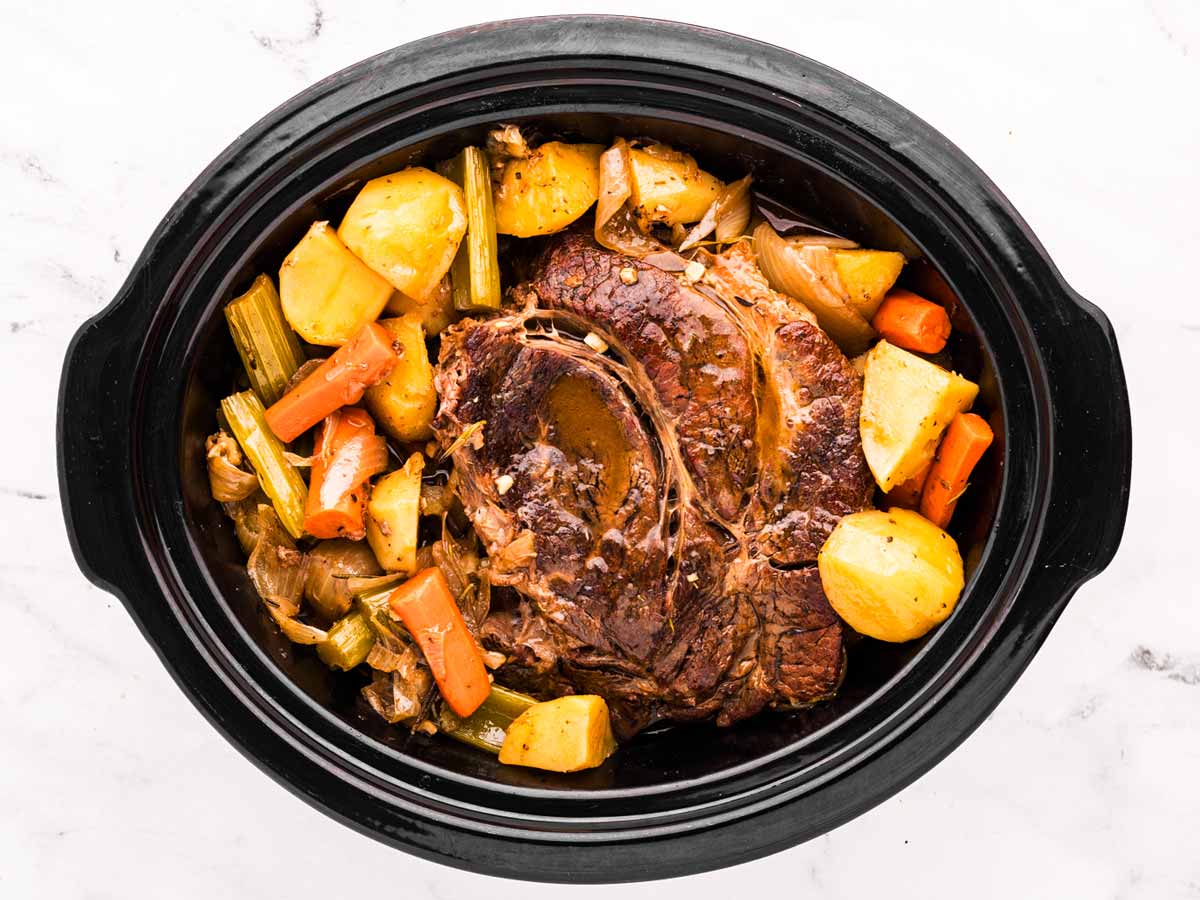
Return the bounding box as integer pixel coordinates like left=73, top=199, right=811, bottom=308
left=529, top=235, right=757, bottom=522
left=433, top=235, right=868, bottom=737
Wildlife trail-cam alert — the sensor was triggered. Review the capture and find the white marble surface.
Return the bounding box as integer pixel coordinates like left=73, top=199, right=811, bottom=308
left=2, top=0, right=1196, bottom=896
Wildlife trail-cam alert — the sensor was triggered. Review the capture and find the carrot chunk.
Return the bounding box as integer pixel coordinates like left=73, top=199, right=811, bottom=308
left=389, top=568, right=490, bottom=717
left=920, top=412, right=994, bottom=528
left=870, top=289, right=952, bottom=354
left=264, top=322, right=397, bottom=442
left=304, top=407, right=387, bottom=539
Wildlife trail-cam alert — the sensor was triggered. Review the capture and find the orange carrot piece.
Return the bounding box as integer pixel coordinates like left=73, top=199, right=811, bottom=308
left=886, top=460, right=932, bottom=509
left=920, top=412, right=994, bottom=528
left=265, top=322, right=397, bottom=442
left=871, top=289, right=952, bottom=354
left=389, top=568, right=490, bottom=717
left=304, top=407, right=386, bottom=539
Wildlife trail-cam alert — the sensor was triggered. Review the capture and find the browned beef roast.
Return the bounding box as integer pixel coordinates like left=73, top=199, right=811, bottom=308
left=433, top=234, right=874, bottom=736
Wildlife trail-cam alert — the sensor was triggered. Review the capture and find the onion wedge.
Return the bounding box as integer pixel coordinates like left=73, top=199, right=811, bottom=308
left=753, top=221, right=876, bottom=354
left=678, top=175, right=753, bottom=251
left=595, top=139, right=687, bottom=269
left=206, top=431, right=259, bottom=502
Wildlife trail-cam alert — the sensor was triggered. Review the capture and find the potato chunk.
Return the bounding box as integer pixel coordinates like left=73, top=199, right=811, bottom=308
left=279, top=222, right=394, bottom=346
left=493, top=142, right=604, bottom=237
left=366, top=453, right=423, bottom=573
left=860, top=340, right=979, bottom=491
left=364, top=315, right=436, bottom=442
left=338, top=168, right=467, bottom=302
left=498, top=695, right=617, bottom=773
left=818, top=508, right=965, bottom=642
left=832, top=249, right=906, bottom=320
left=629, top=146, right=723, bottom=226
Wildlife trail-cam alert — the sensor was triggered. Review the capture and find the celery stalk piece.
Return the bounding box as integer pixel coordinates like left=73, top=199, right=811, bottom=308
left=353, top=576, right=412, bottom=650
left=224, top=274, right=306, bottom=406
left=317, top=610, right=376, bottom=670
left=439, top=684, right=537, bottom=753
left=220, top=391, right=308, bottom=539
left=353, top=577, right=405, bottom=634
left=443, top=147, right=501, bottom=311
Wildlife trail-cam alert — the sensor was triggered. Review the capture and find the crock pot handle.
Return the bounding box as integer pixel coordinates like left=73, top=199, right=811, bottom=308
left=1034, top=292, right=1132, bottom=585
left=57, top=299, right=145, bottom=595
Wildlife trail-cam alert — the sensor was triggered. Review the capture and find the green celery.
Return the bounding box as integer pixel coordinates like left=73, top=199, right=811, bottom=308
left=317, top=611, right=376, bottom=670
left=224, top=274, right=305, bottom=405
left=439, top=684, right=537, bottom=753
left=220, top=391, right=308, bottom=539
left=443, top=147, right=501, bottom=311
left=353, top=577, right=405, bottom=636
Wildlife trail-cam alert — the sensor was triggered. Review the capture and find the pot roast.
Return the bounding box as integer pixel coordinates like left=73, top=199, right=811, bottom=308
left=434, top=234, right=874, bottom=737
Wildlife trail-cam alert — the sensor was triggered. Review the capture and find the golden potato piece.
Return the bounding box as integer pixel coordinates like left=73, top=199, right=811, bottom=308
left=860, top=340, right=979, bottom=491
left=498, top=695, right=617, bottom=773
left=279, top=222, right=394, bottom=346
left=364, top=315, right=436, bottom=442
left=818, top=508, right=965, bottom=642
left=833, top=249, right=906, bottom=320
left=366, top=453, right=423, bottom=574
left=493, top=142, right=604, bottom=237
left=338, top=167, right=467, bottom=302
left=629, top=146, right=723, bottom=226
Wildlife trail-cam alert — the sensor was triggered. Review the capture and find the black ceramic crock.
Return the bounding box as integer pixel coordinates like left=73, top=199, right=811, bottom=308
left=58, top=16, right=1131, bottom=883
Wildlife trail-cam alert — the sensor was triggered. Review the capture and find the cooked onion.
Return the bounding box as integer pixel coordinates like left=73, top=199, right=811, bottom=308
left=305, top=540, right=382, bottom=621
left=595, top=139, right=633, bottom=237
left=268, top=606, right=328, bottom=645
left=206, top=432, right=259, bottom=502
left=786, top=234, right=860, bottom=250
left=246, top=506, right=308, bottom=607
left=715, top=176, right=753, bottom=243
left=207, top=456, right=258, bottom=503
left=595, top=139, right=688, bottom=268
left=753, top=221, right=876, bottom=354
left=243, top=505, right=331, bottom=643
left=343, top=572, right=405, bottom=597
left=361, top=657, right=433, bottom=724
left=223, top=495, right=267, bottom=555
left=304, top=564, right=345, bottom=620
left=366, top=639, right=410, bottom=673
left=678, top=175, right=753, bottom=251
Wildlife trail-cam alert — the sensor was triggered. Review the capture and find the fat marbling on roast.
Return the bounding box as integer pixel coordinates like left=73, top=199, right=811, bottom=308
left=433, top=234, right=873, bottom=737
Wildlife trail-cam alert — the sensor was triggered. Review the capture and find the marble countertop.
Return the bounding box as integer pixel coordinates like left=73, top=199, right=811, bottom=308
left=3, top=0, right=1196, bottom=896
